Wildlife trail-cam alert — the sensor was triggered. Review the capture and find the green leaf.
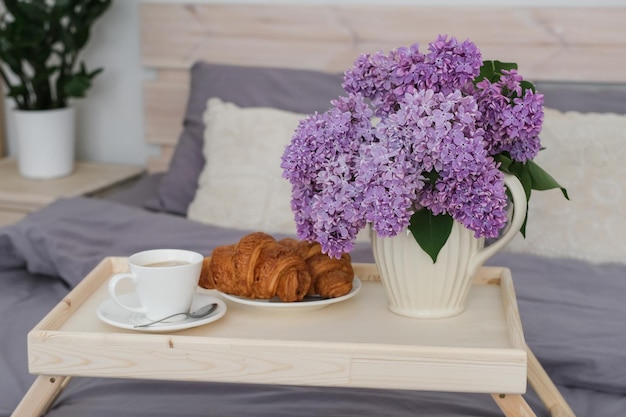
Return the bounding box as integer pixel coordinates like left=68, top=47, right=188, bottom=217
left=424, top=170, right=439, bottom=186
left=493, top=60, right=518, bottom=73
left=63, top=74, right=92, bottom=98
left=477, top=60, right=497, bottom=84
left=495, top=156, right=568, bottom=237
left=494, top=153, right=513, bottom=172
left=520, top=80, right=536, bottom=94
left=408, top=210, right=453, bottom=263
left=527, top=160, right=569, bottom=199
left=514, top=162, right=533, bottom=201
left=476, top=60, right=520, bottom=86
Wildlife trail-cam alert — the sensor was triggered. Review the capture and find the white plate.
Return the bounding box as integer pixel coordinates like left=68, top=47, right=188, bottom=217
left=97, top=291, right=227, bottom=333
left=219, top=277, right=361, bottom=312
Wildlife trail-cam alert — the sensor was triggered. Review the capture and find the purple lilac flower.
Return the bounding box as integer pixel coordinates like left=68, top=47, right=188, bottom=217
left=343, top=36, right=482, bottom=118
left=282, top=35, right=536, bottom=258
left=358, top=134, right=425, bottom=238
left=342, top=50, right=396, bottom=103
left=377, top=89, right=508, bottom=239
left=282, top=94, right=374, bottom=258
left=343, top=44, right=426, bottom=117
left=423, top=34, right=483, bottom=94
left=474, top=69, right=544, bottom=162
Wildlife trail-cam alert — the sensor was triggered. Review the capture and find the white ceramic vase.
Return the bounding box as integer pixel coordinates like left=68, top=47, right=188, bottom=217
left=371, top=174, right=527, bottom=318
left=14, top=107, right=76, bottom=179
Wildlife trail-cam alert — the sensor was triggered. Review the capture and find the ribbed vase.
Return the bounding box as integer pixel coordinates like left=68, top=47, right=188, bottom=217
left=372, top=224, right=485, bottom=318
left=371, top=173, right=527, bottom=319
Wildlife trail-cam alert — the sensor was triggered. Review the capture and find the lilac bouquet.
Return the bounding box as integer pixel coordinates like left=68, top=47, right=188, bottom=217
left=281, top=35, right=567, bottom=261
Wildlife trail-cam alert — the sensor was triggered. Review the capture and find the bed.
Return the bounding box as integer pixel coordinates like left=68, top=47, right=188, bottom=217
left=2, top=3, right=626, bottom=416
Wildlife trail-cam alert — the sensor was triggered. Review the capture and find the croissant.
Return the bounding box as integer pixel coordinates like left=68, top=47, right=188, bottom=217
left=280, top=238, right=354, bottom=298
left=200, top=232, right=311, bottom=302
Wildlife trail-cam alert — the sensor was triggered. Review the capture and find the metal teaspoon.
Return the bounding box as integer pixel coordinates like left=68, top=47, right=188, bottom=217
left=133, top=303, right=218, bottom=328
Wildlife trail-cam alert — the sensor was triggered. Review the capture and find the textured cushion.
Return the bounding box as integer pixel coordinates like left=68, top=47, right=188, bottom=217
left=503, top=108, right=626, bottom=265
left=187, top=98, right=303, bottom=234
left=147, top=62, right=344, bottom=215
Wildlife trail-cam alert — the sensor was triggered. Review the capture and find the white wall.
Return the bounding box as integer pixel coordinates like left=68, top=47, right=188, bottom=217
left=76, top=1, right=145, bottom=165
left=5, top=0, right=625, bottom=167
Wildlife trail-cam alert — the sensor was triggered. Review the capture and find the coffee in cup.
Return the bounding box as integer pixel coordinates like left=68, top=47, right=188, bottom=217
left=144, top=260, right=190, bottom=268
left=108, top=249, right=203, bottom=320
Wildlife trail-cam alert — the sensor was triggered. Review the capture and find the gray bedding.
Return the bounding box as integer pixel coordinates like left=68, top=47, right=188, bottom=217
left=1, top=196, right=625, bottom=416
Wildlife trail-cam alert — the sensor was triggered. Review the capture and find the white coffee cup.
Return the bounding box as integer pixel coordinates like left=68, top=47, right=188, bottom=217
left=108, top=249, right=203, bottom=320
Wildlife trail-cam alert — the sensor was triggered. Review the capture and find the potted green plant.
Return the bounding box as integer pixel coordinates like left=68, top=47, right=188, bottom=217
left=0, top=0, right=112, bottom=178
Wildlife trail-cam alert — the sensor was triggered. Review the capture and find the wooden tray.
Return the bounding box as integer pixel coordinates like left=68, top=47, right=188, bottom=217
left=28, top=257, right=527, bottom=394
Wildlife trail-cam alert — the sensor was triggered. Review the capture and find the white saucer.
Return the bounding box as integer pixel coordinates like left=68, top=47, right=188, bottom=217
left=219, top=277, right=361, bottom=313
left=97, top=291, right=227, bottom=333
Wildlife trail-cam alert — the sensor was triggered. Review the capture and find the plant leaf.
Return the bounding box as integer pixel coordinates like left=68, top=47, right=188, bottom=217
left=515, top=162, right=533, bottom=201
left=520, top=80, right=536, bottom=94
left=477, top=60, right=496, bottom=84
left=494, top=153, right=513, bottom=172
left=408, top=210, right=453, bottom=263
left=527, top=160, right=569, bottom=199
left=423, top=169, right=439, bottom=185
left=493, top=60, right=518, bottom=73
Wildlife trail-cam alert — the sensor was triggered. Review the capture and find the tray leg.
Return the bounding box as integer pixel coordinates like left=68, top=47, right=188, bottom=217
left=526, top=344, right=578, bottom=417
left=491, top=393, right=537, bottom=417
left=11, top=375, right=71, bottom=417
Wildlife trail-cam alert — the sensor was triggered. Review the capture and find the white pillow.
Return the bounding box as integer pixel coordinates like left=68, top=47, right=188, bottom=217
left=502, top=108, right=626, bottom=265
left=187, top=98, right=302, bottom=235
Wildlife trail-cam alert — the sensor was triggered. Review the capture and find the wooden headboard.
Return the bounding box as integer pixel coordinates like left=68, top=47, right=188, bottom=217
left=140, top=3, right=626, bottom=172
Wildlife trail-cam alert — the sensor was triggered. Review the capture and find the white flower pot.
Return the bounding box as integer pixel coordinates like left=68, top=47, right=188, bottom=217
left=371, top=174, right=527, bottom=318
left=13, top=107, right=76, bottom=179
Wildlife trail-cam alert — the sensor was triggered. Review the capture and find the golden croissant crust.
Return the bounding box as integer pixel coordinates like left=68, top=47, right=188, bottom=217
left=279, top=238, right=354, bottom=298
left=199, top=232, right=354, bottom=302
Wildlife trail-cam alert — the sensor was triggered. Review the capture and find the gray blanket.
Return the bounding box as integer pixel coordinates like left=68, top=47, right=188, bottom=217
left=0, top=197, right=375, bottom=287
